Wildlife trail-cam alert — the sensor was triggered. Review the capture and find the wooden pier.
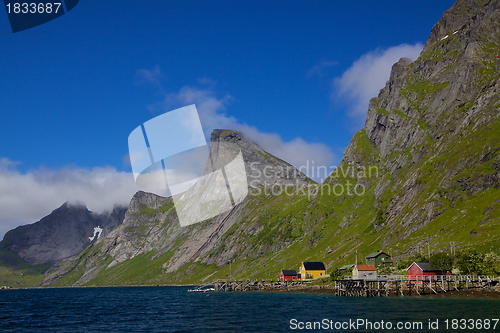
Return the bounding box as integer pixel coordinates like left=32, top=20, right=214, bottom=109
left=198, top=275, right=500, bottom=297
left=335, top=275, right=500, bottom=297
left=372, top=275, right=500, bottom=297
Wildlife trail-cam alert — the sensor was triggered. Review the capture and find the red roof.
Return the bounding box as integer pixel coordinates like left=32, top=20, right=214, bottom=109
left=407, top=262, right=450, bottom=272
left=355, top=264, right=376, bottom=271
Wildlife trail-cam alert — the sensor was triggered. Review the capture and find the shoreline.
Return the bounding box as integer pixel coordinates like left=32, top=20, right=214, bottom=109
left=3, top=284, right=500, bottom=299
left=0, top=284, right=198, bottom=290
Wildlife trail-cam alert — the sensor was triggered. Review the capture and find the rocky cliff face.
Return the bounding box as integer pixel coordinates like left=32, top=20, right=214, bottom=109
left=0, top=203, right=126, bottom=266
left=336, top=0, right=500, bottom=253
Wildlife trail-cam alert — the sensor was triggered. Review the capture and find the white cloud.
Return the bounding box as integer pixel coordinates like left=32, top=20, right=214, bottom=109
left=0, top=158, right=139, bottom=239
left=135, top=65, right=163, bottom=89
left=142, top=69, right=337, bottom=181
left=333, top=43, right=423, bottom=123
left=150, top=85, right=235, bottom=135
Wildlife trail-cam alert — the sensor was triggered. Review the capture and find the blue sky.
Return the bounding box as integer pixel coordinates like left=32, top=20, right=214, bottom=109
left=0, top=0, right=456, bottom=236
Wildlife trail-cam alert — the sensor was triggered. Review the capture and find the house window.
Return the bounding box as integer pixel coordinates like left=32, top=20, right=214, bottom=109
left=320, top=273, right=323, bottom=276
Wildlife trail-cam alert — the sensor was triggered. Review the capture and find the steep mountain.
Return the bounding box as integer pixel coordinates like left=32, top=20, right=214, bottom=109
left=0, top=203, right=126, bottom=266
left=4, top=0, right=500, bottom=287
left=347, top=0, right=500, bottom=253
left=41, top=129, right=312, bottom=286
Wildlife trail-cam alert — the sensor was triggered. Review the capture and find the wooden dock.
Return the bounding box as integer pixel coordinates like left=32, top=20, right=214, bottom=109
left=198, top=275, right=500, bottom=297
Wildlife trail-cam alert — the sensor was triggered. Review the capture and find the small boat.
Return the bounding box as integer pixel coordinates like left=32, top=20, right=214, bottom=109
left=188, top=287, right=215, bottom=293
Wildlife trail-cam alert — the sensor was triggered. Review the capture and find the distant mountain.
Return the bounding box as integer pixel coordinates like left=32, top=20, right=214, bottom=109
left=0, top=202, right=126, bottom=266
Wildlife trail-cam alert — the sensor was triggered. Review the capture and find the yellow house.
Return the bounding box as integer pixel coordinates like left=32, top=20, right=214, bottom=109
left=299, top=262, right=326, bottom=279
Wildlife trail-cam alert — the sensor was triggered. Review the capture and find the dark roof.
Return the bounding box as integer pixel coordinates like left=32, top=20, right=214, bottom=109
left=303, top=262, right=326, bottom=271
left=410, top=262, right=450, bottom=272
left=366, top=251, right=390, bottom=258
left=281, top=270, right=297, bottom=276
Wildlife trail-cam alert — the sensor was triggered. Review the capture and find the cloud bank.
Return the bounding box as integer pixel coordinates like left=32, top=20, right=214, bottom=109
left=0, top=158, right=139, bottom=239
left=333, top=43, right=423, bottom=124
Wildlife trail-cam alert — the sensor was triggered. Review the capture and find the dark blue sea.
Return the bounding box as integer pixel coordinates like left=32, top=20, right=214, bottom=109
left=0, top=287, right=498, bottom=332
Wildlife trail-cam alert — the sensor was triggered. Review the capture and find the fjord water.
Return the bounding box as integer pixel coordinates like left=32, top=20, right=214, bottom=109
left=0, top=287, right=497, bottom=332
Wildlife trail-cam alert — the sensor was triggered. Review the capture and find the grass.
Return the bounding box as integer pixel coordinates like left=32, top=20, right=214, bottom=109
left=392, top=109, right=410, bottom=121
left=406, top=81, right=449, bottom=104
left=0, top=248, right=50, bottom=288
left=376, top=107, right=389, bottom=116
left=85, top=250, right=176, bottom=286
left=133, top=201, right=175, bottom=216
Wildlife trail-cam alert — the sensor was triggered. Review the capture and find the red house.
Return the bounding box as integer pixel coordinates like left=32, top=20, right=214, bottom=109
left=407, top=262, right=452, bottom=280
left=280, top=269, right=299, bottom=281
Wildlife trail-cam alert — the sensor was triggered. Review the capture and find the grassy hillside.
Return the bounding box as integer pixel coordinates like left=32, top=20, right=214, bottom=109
left=0, top=248, right=49, bottom=287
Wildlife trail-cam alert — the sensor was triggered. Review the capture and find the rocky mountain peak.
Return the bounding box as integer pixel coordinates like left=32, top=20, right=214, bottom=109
left=0, top=202, right=126, bottom=266
left=207, top=129, right=312, bottom=188
left=424, top=0, right=498, bottom=52
left=54, top=201, right=88, bottom=213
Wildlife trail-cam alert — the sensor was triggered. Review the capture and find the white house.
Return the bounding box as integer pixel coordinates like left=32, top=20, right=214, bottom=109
left=352, top=264, right=377, bottom=280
